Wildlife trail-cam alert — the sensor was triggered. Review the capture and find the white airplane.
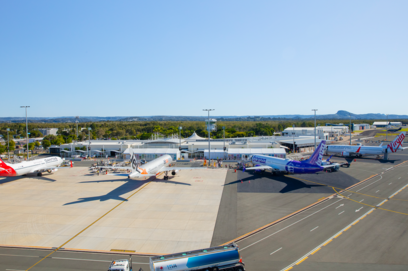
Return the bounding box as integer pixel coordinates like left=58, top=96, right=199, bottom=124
left=0, top=156, right=69, bottom=177
left=326, top=132, right=406, bottom=159
left=244, top=140, right=344, bottom=174
left=100, top=153, right=203, bottom=179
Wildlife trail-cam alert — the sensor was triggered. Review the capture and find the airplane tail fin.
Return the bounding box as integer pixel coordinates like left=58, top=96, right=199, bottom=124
left=387, top=132, right=406, bottom=153
left=130, top=152, right=138, bottom=172
left=305, top=140, right=326, bottom=167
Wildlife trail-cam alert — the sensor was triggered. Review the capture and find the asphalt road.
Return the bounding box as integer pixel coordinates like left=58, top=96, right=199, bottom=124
left=0, top=247, right=151, bottom=271
left=236, top=161, right=408, bottom=271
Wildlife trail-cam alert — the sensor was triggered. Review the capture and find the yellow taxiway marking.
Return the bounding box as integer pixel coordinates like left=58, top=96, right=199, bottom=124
left=311, top=248, right=321, bottom=255
left=296, top=257, right=308, bottom=265
left=25, top=182, right=151, bottom=271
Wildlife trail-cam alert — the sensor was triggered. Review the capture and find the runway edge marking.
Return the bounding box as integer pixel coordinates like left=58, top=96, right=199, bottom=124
left=280, top=179, right=408, bottom=271
left=220, top=173, right=381, bottom=246
left=280, top=207, right=375, bottom=271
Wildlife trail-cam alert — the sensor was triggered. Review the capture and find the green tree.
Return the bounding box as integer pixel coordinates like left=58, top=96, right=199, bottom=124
left=29, top=130, right=43, bottom=138
left=34, top=141, right=40, bottom=147
left=0, top=145, right=6, bottom=154
left=42, top=140, right=51, bottom=149
left=24, top=143, right=35, bottom=151
left=8, top=140, right=16, bottom=151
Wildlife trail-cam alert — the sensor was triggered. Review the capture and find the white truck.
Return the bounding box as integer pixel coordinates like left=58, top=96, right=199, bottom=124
left=108, top=257, right=133, bottom=271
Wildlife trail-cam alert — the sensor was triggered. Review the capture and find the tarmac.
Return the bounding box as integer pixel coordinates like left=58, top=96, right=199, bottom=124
left=1, top=152, right=408, bottom=270
left=0, top=165, right=227, bottom=255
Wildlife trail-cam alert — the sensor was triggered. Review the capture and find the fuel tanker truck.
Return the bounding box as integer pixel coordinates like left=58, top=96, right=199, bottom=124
left=149, top=243, right=245, bottom=271
left=108, top=243, right=245, bottom=271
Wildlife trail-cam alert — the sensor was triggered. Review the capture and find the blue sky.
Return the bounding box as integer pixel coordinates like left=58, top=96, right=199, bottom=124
left=1, top=0, right=407, bottom=117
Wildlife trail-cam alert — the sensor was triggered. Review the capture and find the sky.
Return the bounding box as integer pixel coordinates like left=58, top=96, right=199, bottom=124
left=1, top=0, right=407, bottom=117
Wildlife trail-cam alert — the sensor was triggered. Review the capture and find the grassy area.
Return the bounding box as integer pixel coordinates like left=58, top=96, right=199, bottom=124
left=375, top=133, right=400, bottom=137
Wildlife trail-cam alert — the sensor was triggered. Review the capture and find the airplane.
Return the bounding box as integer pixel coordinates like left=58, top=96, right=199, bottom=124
left=326, top=132, right=406, bottom=159
left=0, top=156, right=69, bottom=177
left=100, top=152, right=203, bottom=179
left=243, top=140, right=342, bottom=174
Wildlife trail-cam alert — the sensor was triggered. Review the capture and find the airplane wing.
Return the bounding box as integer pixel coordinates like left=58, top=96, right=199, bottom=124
left=160, top=167, right=203, bottom=171
left=244, top=166, right=273, bottom=170
left=99, top=166, right=133, bottom=170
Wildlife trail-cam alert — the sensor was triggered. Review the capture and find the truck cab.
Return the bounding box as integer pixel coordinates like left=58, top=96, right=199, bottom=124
left=108, top=259, right=132, bottom=271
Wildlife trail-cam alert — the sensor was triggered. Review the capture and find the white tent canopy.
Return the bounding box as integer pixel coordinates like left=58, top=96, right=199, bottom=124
left=187, top=131, right=206, bottom=141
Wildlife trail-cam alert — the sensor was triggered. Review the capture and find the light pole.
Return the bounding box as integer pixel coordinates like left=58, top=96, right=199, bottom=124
left=386, top=114, right=388, bottom=141
left=88, top=127, right=91, bottom=158
left=203, top=109, right=215, bottom=167
left=292, top=124, right=295, bottom=153
left=75, top=116, right=79, bottom=142
left=6, top=128, right=10, bottom=160
left=179, top=126, right=182, bottom=156
left=349, top=113, right=352, bottom=145
left=312, top=109, right=318, bottom=150
left=20, top=106, right=30, bottom=160
left=222, top=126, right=226, bottom=160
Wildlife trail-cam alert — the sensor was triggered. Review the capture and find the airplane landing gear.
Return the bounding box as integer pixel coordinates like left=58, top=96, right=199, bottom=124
left=164, top=171, right=169, bottom=180
left=37, top=172, right=42, bottom=177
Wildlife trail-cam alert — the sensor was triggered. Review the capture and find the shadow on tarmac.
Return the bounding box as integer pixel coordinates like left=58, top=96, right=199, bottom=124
left=64, top=179, right=149, bottom=205
left=64, top=176, right=191, bottom=205
left=226, top=173, right=325, bottom=193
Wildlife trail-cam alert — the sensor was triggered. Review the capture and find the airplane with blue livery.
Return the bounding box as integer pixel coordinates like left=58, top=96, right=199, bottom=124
left=244, top=140, right=345, bottom=175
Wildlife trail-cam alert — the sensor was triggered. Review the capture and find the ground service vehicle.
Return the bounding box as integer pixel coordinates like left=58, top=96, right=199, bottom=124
left=108, top=257, right=133, bottom=271
left=149, top=243, right=245, bottom=271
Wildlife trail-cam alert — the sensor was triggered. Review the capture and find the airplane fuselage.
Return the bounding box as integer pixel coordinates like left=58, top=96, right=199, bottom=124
left=326, top=145, right=385, bottom=157
left=251, top=155, right=323, bottom=174
left=0, top=157, right=63, bottom=177
left=128, top=155, right=173, bottom=179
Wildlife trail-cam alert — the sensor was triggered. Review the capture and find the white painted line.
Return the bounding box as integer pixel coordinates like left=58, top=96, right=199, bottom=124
left=355, top=207, right=363, bottom=212
left=389, top=183, right=392, bottom=185
left=0, top=253, right=38, bottom=258
left=51, top=257, right=112, bottom=262
left=310, top=226, right=319, bottom=232
left=270, top=247, right=283, bottom=255
left=398, top=177, right=401, bottom=179
left=359, top=199, right=364, bottom=202
left=6, top=269, right=26, bottom=271
left=376, top=190, right=380, bottom=193
left=347, top=194, right=352, bottom=197
left=239, top=198, right=343, bottom=251
left=338, top=211, right=344, bottom=215
left=51, top=257, right=147, bottom=264
left=354, top=175, right=383, bottom=192
left=335, top=204, right=344, bottom=209
left=280, top=207, right=376, bottom=271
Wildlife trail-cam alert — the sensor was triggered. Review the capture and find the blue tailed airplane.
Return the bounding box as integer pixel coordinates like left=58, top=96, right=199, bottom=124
left=244, top=140, right=342, bottom=174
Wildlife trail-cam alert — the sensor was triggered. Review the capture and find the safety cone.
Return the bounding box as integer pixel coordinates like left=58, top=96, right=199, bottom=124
left=354, top=159, right=356, bottom=162
left=249, top=181, right=251, bottom=184
left=241, top=180, right=243, bottom=183
left=235, top=169, right=237, bottom=173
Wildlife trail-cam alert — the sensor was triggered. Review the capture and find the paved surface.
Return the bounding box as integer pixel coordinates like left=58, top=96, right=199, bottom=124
left=0, top=247, right=150, bottom=271
left=0, top=166, right=227, bottom=254
left=236, top=161, right=408, bottom=271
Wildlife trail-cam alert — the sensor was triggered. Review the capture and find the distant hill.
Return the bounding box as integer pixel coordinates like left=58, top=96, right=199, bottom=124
left=0, top=111, right=407, bottom=123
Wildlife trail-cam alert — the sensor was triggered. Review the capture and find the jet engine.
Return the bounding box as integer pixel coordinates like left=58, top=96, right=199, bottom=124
left=341, top=152, right=349, bottom=157
left=47, top=169, right=58, bottom=174
left=171, top=170, right=179, bottom=176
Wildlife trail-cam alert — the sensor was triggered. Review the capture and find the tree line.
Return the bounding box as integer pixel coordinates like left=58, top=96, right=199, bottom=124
left=0, top=119, right=400, bottom=150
